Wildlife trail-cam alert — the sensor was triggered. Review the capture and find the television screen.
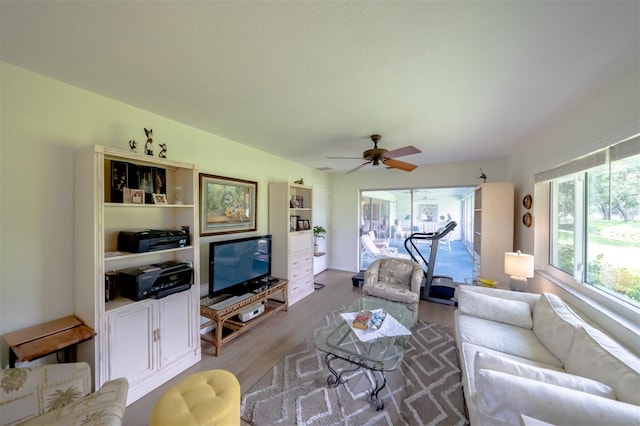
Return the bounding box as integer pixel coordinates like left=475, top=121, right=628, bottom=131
left=209, top=235, right=272, bottom=298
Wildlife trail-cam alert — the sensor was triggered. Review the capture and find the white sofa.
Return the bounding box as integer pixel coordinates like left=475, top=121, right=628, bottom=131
left=454, top=285, right=640, bottom=426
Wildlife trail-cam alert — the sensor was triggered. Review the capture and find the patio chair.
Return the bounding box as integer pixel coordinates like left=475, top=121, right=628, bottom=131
left=361, top=233, right=410, bottom=264
left=368, top=231, right=389, bottom=248
left=438, top=229, right=452, bottom=253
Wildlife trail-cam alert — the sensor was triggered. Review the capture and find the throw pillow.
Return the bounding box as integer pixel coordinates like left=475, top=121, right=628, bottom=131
left=532, top=293, right=585, bottom=363
left=564, top=325, right=640, bottom=405
left=475, top=369, right=640, bottom=426
left=457, top=288, right=533, bottom=329
left=474, top=351, right=615, bottom=399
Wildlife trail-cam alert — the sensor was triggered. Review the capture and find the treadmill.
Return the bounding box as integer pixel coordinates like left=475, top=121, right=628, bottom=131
left=404, top=221, right=458, bottom=305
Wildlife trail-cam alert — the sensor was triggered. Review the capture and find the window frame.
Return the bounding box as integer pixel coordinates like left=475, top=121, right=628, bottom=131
left=534, top=155, right=640, bottom=325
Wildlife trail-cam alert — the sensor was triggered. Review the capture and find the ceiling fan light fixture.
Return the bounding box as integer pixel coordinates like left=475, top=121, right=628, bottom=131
left=328, top=134, right=421, bottom=173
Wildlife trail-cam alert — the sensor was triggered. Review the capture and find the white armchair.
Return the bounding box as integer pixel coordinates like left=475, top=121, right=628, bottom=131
left=362, top=258, right=423, bottom=305
left=0, top=362, right=128, bottom=426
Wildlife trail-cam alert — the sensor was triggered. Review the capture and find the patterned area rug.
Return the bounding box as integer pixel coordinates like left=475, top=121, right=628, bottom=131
left=241, top=312, right=468, bottom=425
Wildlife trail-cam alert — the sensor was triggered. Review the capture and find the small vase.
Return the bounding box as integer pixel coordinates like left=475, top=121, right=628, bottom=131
left=174, top=186, right=184, bottom=205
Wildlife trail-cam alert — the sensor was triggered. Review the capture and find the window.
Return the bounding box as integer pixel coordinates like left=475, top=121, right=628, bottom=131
left=541, top=134, right=640, bottom=307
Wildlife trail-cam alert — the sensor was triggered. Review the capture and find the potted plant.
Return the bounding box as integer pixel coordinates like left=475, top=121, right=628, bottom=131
left=313, top=225, right=326, bottom=255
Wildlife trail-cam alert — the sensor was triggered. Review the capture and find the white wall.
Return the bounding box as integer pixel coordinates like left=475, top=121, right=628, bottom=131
left=0, top=62, right=329, bottom=366
left=509, top=62, right=640, bottom=255
left=507, top=62, right=640, bottom=351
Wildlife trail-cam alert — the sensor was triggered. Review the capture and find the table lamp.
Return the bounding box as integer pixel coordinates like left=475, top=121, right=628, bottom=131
left=504, top=250, right=534, bottom=292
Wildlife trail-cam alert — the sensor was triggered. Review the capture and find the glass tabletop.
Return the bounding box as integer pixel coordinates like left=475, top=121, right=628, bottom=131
left=314, top=296, right=418, bottom=371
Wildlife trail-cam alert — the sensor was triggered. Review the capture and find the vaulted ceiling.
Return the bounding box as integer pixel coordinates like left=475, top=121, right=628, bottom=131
left=1, top=1, right=638, bottom=172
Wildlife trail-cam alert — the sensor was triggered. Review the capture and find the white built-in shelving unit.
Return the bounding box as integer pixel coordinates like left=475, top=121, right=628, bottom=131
left=473, top=182, right=514, bottom=286
left=74, top=145, right=200, bottom=405
left=268, top=183, right=314, bottom=306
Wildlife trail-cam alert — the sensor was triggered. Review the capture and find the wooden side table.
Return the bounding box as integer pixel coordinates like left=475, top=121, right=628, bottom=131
left=3, top=315, right=96, bottom=368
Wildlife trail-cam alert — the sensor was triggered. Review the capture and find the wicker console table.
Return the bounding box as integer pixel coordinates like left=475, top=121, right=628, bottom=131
left=200, top=279, right=288, bottom=356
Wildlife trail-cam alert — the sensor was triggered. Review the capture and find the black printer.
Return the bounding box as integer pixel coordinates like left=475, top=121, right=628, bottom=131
left=119, top=261, right=193, bottom=301
left=118, top=229, right=188, bottom=253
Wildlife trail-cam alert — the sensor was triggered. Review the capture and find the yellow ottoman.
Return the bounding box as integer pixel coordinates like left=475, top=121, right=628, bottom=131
left=150, top=369, right=240, bottom=426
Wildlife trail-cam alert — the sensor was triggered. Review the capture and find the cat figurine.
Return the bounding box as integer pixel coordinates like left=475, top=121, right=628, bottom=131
left=129, top=140, right=137, bottom=152
left=144, top=128, right=153, bottom=156
left=158, top=143, right=167, bottom=158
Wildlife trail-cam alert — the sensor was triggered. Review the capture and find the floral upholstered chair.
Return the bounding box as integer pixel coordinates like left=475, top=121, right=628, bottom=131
left=362, top=258, right=423, bottom=305
left=0, top=362, right=128, bottom=426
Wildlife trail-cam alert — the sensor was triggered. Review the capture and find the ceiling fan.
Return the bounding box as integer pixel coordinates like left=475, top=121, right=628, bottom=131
left=328, top=134, right=422, bottom=174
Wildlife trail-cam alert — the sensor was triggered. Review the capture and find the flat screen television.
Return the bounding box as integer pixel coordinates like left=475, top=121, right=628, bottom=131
left=209, top=234, right=272, bottom=298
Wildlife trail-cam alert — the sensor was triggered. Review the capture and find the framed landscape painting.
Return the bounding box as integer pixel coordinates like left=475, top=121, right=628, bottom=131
left=199, top=173, right=257, bottom=236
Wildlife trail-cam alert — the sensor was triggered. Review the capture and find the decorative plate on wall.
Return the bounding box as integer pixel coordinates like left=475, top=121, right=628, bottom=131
left=523, top=194, right=532, bottom=210
left=523, top=212, right=532, bottom=228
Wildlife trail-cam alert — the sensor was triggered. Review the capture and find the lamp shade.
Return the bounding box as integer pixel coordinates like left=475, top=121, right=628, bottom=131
left=504, top=250, right=534, bottom=278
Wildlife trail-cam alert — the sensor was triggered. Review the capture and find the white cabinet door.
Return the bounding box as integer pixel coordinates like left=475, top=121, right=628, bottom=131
left=106, top=302, right=156, bottom=388
left=158, top=291, right=194, bottom=367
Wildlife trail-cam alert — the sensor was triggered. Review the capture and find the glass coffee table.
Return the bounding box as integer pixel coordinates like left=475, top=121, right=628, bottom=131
left=314, top=296, right=418, bottom=410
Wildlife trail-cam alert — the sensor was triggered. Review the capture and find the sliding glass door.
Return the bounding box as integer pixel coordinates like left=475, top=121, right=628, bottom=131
left=359, top=187, right=475, bottom=283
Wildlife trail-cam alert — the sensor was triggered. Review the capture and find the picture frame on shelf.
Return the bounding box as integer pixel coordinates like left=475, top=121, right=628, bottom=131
left=290, top=215, right=300, bottom=232
left=138, top=166, right=154, bottom=204
left=295, top=195, right=304, bottom=208
left=298, top=219, right=310, bottom=230
left=152, top=193, right=168, bottom=205
left=153, top=167, right=167, bottom=195
left=110, top=160, right=128, bottom=202
left=131, top=189, right=145, bottom=204
left=123, top=187, right=132, bottom=203
left=199, top=173, right=257, bottom=236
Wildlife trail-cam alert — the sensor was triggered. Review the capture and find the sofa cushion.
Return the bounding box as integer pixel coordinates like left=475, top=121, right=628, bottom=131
left=363, top=281, right=420, bottom=304
left=474, top=351, right=615, bottom=399
left=532, top=293, right=584, bottom=363
left=460, top=342, right=563, bottom=397
left=456, top=314, right=563, bottom=367
left=458, top=289, right=533, bottom=329
left=21, top=378, right=128, bottom=426
left=455, top=285, right=541, bottom=309
left=0, top=363, right=92, bottom=426
left=475, top=369, right=640, bottom=426
left=564, top=326, right=640, bottom=405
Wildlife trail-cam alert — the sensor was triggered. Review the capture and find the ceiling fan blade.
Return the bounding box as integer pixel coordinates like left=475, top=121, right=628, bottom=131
left=383, top=158, right=418, bottom=172
left=385, top=145, right=421, bottom=158
left=327, top=156, right=365, bottom=160
left=346, top=161, right=371, bottom=174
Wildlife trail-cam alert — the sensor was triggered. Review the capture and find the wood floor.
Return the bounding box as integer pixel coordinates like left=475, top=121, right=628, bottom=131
left=122, top=269, right=457, bottom=425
